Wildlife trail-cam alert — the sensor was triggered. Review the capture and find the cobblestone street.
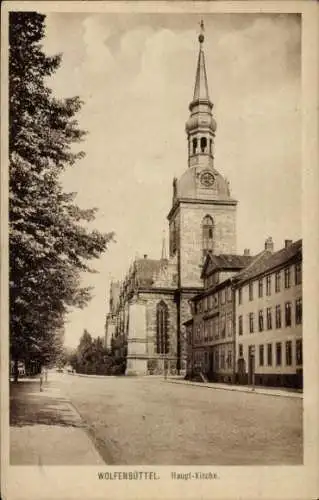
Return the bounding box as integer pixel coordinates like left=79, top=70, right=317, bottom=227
left=56, top=373, right=302, bottom=465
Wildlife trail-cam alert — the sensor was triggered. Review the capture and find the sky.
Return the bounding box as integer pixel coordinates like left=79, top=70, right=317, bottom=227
left=41, top=12, right=301, bottom=348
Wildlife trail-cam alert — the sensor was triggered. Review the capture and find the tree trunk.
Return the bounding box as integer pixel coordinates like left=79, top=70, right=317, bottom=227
left=13, top=359, right=19, bottom=383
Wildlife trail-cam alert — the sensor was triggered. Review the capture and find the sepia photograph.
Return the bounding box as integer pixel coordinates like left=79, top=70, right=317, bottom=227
left=1, top=1, right=319, bottom=499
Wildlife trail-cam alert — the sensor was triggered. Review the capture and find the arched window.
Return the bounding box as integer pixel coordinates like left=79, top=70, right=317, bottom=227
left=192, top=138, right=198, bottom=155
left=156, top=301, right=169, bottom=354
left=202, top=215, right=214, bottom=256
left=200, top=137, right=207, bottom=153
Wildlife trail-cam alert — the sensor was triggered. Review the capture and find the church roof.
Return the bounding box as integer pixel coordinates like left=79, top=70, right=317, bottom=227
left=235, top=239, right=302, bottom=285
left=135, top=258, right=163, bottom=287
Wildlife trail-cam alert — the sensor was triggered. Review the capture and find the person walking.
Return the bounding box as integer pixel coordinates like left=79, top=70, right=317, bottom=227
left=44, top=367, right=48, bottom=383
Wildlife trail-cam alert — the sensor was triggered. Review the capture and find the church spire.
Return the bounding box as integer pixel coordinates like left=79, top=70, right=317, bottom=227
left=193, top=20, right=210, bottom=102
left=185, top=21, right=217, bottom=169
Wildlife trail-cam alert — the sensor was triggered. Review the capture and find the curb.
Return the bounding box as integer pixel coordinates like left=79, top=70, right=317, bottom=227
left=165, top=379, right=303, bottom=399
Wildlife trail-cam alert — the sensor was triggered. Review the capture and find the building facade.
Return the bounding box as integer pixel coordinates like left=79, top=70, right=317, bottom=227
left=234, top=239, right=303, bottom=389
left=105, top=28, right=238, bottom=375
left=186, top=253, right=253, bottom=382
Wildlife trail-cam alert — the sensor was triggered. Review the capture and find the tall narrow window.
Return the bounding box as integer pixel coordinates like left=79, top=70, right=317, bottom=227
left=275, top=305, right=282, bottom=328
left=267, top=343, right=273, bottom=366
left=249, top=313, right=254, bottom=333
left=266, top=275, right=271, bottom=296
left=200, top=136, right=207, bottom=153
left=192, top=138, right=198, bottom=155
left=202, top=215, right=214, bottom=256
left=258, top=279, right=263, bottom=298
left=285, top=302, right=292, bottom=327
left=267, top=307, right=272, bottom=330
left=275, top=271, right=281, bottom=292
left=258, top=310, right=264, bottom=332
left=259, top=345, right=264, bottom=366
left=285, top=341, right=292, bottom=366
left=276, top=342, right=282, bottom=366
left=295, top=298, right=302, bottom=324
left=249, top=282, right=254, bottom=301
left=295, top=262, right=302, bottom=285
left=296, top=339, right=303, bottom=365
left=156, top=301, right=169, bottom=354
left=284, top=267, right=291, bottom=288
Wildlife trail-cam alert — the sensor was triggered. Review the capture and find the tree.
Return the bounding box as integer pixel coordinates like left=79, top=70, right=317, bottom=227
left=9, top=12, right=114, bottom=380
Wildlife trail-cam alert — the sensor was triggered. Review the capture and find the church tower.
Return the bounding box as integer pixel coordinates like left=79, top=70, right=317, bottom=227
left=168, top=23, right=237, bottom=290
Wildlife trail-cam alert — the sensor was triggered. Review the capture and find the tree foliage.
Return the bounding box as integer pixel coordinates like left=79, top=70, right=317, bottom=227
left=9, top=12, right=114, bottom=372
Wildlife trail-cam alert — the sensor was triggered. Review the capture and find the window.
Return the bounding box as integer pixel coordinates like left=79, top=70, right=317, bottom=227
left=200, top=136, right=207, bottom=153
left=156, top=301, right=169, bottom=354
left=285, top=302, right=292, bottom=327
left=295, top=298, right=302, bottom=324
left=295, top=262, right=302, bottom=285
left=258, top=310, right=264, bottom=332
left=296, top=339, right=303, bottom=365
left=276, top=342, right=282, bottom=366
left=267, top=343, right=272, bottom=366
left=284, top=267, right=291, bottom=288
left=249, top=282, right=253, bottom=301
left=238, top=288, right=242, bottom=305
left=266, top=307, right=272, bottom=330
left=221, top=314, right=226, bottom=338
left=249, top=313, right=254, bottom=333
left=238, top=315, right=243, bottom=336
left=227, top=350, right=233, bottom=368
left=258, top=279, right=263, bottom=298
left=227, top=312, right=233, bottom=338
left=266, top=275, right=271, bottom=296
left=275, top=305, right=281, bottom=329
left=239, top=344, right=243, bottom=357
left=275, top=271, right=281, bottom=293
left=285, top=341, right=292, bottom=366
left=202, top=215, right=214, bottom=255
left=259, top=345, right=264, bottom=366
left=192, top=138, right=197, bottom=155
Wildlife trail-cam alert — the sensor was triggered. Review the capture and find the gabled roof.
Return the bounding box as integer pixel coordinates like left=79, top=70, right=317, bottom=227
left=201, top=252, right=254, bottom=278
left=235, top=239, right=302, bottom=285
left=135, top=258, right=162, bottom=287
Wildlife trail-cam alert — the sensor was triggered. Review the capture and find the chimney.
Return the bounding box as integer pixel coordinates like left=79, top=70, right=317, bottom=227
left=264, top=236, right=274, bottom=252
left=244, top=248, right=250, bottom=256
left=143, top=254, right=148, bottom=259
left=284, top=239, right=293, bottom=249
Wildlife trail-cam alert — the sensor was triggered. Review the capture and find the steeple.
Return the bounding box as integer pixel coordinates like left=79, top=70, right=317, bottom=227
left=193, top=20, right=210, bottom=102
left=185, top=21, right=217, bottom=169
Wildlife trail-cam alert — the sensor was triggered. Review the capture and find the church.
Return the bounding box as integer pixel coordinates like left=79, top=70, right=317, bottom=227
left=105, top=26, right=238, bottom=376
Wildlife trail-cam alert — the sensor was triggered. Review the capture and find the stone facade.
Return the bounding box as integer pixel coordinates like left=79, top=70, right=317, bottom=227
left=105, top=30, right=238, bottom=376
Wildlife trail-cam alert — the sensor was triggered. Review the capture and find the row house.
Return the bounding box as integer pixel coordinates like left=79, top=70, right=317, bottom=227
left=185, top=237, right=303, bottom=389
left=235, top=238, right=302, bottom=389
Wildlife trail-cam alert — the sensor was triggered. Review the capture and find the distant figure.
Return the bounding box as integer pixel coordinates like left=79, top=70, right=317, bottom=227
left=44, top=367, right=48, bottom=382
left=39, top=367, right=44, bottom=392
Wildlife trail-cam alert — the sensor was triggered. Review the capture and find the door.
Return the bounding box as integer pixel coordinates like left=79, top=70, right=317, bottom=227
left=248, top=345, right=255, bottom=385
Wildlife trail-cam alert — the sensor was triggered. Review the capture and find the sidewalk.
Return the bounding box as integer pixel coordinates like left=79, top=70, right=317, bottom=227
left=165, top=378, right=303, bottom=399
left=10, top=378, right=105, bottom=465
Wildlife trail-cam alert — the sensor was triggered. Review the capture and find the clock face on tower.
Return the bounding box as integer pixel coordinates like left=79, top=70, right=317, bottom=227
left=200, top=171, right=215, bottom=187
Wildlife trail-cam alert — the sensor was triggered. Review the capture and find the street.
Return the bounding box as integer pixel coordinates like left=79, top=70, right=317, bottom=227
left=53, top=372, right=302, bottom=465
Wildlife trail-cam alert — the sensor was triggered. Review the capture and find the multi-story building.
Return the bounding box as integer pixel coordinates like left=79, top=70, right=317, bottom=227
left=234, top=238, right=302, bottom=388
left=186, top=253, right=253, bottom=382
left=107, top=27, right=238, bottom=375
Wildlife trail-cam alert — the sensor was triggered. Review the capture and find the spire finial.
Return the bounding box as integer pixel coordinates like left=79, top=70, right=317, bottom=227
left=199, top=19, right=205, bottom=44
